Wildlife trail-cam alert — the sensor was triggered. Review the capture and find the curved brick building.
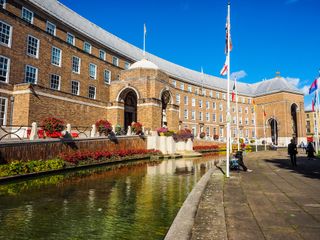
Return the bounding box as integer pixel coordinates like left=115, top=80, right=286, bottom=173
left=0, top=0, right=306, bottom=146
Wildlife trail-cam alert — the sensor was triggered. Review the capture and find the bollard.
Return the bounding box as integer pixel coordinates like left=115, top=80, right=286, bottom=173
left=66, top=123, right=71, bottom=133
left=30, top=122, right=38, bottom=140
left=91, top=124, right=96, bottom=137
left=127, top=126, right=132, bottom=136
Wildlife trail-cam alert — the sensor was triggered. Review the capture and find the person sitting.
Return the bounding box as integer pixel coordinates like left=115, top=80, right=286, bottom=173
left=306, top=142, right=315, bottom=159
left=234, top=150, right=252, bottom=172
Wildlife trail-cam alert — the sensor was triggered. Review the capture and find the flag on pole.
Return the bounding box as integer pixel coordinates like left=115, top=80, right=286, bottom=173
left=232, top=82, right=236, bottom=101
left=144, top=23, right=147, bottom=36
left=309, top=78, right=318, bottom=94
left=312, top=92, right=317, bottom=112
left=220, top=56, right=229, bottom=76
left=224, top=17, right=233, bottom=54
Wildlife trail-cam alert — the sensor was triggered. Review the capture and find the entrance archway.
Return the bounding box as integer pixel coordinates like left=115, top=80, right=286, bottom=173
left=291, top=103, right=298, bottom=140
left=269, top=118, right=278, bottom=145
left=119, top=89, right=138, bottom=130
left=161, top=90, right=171, bottom=127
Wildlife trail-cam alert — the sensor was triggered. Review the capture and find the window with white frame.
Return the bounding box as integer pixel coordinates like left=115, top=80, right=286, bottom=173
left=213, top=102, right=216, bottom=110
left=71, top=80, right=80, bottom=95
left=124, top=62, right=130, bottom=69
left=206, top=112, right=210, bottom=122
left=24, top=65, right=37, bottom=84
left=188, top=85, right=192, bottom=92
left=46, top=21, right=56, bottom=36
left=248, top=99, right=252, bottom=104
left=216, top=92, right=220, bottom=99
left=213, top=127, right=217, bottom=136
left=112, top=56, right=119, bottom=66
left=66, top=33, right=75, bottom=45
left=245, top=117, right=249, bottom=125
left=210, top=90, right=213, bottom=98
left=252, top=118, right=255, bottom=125
left=245, top=107, right=248, bottom=114
left=0, top=97, right=7, bottom=126
left=206, top=101, right=209, bottom=109
left=202, top=89, right=206, bottom=96
left=104, top=69, right=111, bottom=84
left=219, top=103, right=223, bottom=111
left=192, top=126, right=197, bottom=136
left=0, top=0, right=6, bottom=9
left=180, top=83, right=184, bottom=91
left=51, top=46, right=62, bottom=67
left=176, top=94, right=180, bottom=104
left=245, top=129, right=249, bottom=138
left=233, top=128, right=236, bottom=137
left=0, top=55, right=10, bottom=83
left=239, top=107, right=242, bottom=113
left=84, top=42, right=91, bottom=53
left=199, top=112, right=203, bottom=121
left=199, top=99, right=203, bottom=108
left=50, top=74, right=60, bottom=90
left=239, top=117, right=243, bottom=125
left=88, top=86, right=96, bottom=99
left=27, top=35, right=39, bottom=58
left=172, top=80, right=176, bottom=87
left=184, top=96, right=188, bottom=105
left=242, top=97, right=245, bottom=103
left=195, top=87, right=199, bottom=95
left=192, top=98, right=196, bottom=107
left=0, top=21, right=12, bottom=47
left=72, top=56, right=81, bottom=74
left=213, top=113, right=216, bottom=122
left=252, top=129, right=255, bottom=138
left=240, top=129, right=243, bottom=137
left=192, top=110, right=196, bottom=120
left=89, top=63, right=97, bottom=79
left=99, top=50, right=106, bottom=60
left=219, top=127, right=224, bottom=137
left=184, top=109, right=188, bottom=120
left=222, top=93, right=226, bottom=100
left=21, top=7, right=33, bottom=24
left=219, top=114, right=223, bottom=122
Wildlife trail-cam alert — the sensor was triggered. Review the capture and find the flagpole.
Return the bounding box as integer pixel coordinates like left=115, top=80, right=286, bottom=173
left=263, top=107, right=266, bottom=151
left=254, top=104, right=258, bottom=152
left=315, top=88, right=319, bottom=153
left=143, top=23, right=146, bottom=58
left=235, top=78, right=240, bottom=151
left=226, top=2, right=231, bottom=178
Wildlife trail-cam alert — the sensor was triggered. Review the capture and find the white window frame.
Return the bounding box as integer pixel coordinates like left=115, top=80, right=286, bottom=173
left=0, top=97, right=8, bottom=126
left=192, top=110, right=196, bottom=120
left=0, top=20, right=12, bottom=48
left=46, top=21, right=56, bottom=36
left=24, top=65, right=38, bottom=84
left=192, top=98, right=196, bottom=107
left=206, top=112, right=210, bottom=122
left=0, top=55, right=10, bottom=83
left=199, top=99, right=203, bottom=108
left=206, top=101, right=209, bottom=109
left=66, top=32, right=75, bottom=46
left=112, top=56, right=119, bottom=66
left=199, top=112, right=203, bottom=121
left=104, top=69, right=111, bottom=84
left=188, top=85, right=192, bottom=92
left=26, top=35, right=40, bottom=58
left=213, top=113, right=216, bottom=122
left=51, top=46, right=62, bottom=67
left=213, top=102, right=216, bottom=110
left=0, top=0, right=7, bottom=9
left=71, top=80, right=80, bottom=96
left=21, top=7, right=34, bottom=24
left=124, top=62, right=130, bottom=70
left=184, top=109, right=188, bottom=120
left=209, top=90, right=213, bottom=97
left=180, top=83, right=184, bottom=91
left=216, top=92, right=220, bottom=99
left=72, top=56, right=81, bottom=74
left=89, top=63, right=97, bottom=79
left=222, top=93, right=226, bottom=100
left=219, top=103, right=223, bottom=111
left=50, top=74, right=61, bottom=91
left=99, top=50, right=106, bottom=61
left=172, top=80, right=176, bottom=88
left=220, top=114, right=223, bottom=122
left=84, top=42, right=92, bottom=54
left=88, top=85, right=96, bottom=99
left=176, top=94, right=180, bottom=104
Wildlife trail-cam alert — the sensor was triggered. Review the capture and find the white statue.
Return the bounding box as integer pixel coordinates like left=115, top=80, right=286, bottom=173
left=162, top=109, right=167, bottom=127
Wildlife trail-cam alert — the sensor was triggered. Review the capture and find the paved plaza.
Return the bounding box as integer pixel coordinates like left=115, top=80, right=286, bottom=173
left=191, top=150, right=320, bottom=240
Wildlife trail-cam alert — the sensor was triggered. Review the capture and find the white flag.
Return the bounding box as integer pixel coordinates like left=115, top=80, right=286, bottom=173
left=220, top=56, right=229, bottom=76
left=144, top=23, right=147, bottom=35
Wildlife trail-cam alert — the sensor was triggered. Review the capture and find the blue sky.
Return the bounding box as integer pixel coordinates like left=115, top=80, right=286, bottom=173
left=59, top=0, right=320, bottom=109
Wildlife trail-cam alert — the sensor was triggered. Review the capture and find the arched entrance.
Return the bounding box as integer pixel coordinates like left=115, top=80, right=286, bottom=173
left=119, top=89, right=138, bottom=130
left=161, top=90, right=171, bottom=127
left=269, top=118, right=278, bottom=145
left=291, top=103, right=298, bottom=140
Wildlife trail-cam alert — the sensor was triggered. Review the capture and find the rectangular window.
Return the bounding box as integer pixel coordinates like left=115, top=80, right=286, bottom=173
left=213, top=102, right=216, bottom=110
left=188, top=85, right=192, bottom=92
left=0, top=55, right=10, bottom=83
left=172, top=80, right=176, bottom=88
left=210, top=90, right=213, bottom=98
left=0, top=97, right=8, bottom=126
left=245, top=129, right=249, bottom=138
left=72, top=56, right=81, bottom=74
left=202, top=89, right=206, bottom=96
left=99, top=50, right=106, bottom=60
left=242, top=97, right=245, bottom=103
left=216, top=92, right=220, bottom=99
left=176, top=94, right=180, bottom=104
left=213, top=113, right=216, bottom=122
left=222, top=93, right=226, bottom=100
left=184, top=96, right=188, bottom=105
left=252, top=118, right=255, bottom=125
left=89, top=63, right=97, bottom=79
left=206, top=127, right=210, bottom=136
left=219, top=114, right=223, bottom=122
left=192, top=98, right=196, bottom=107
left=50, top=74, right=60, bottom=90
left=219, top=103, right=223, bottom=111
left=245, top=117, right=249, bottom=125
left=233, top=116, right=236, bottom=124
left=112, top=56, right=119, bottom=66
left=88, top=86, right=96, bottom=99
left=0, top=21, right=12, bottom=47
left=66, top=33, right=75, bottom=45
left=239, top=107, right=242, bottom=113
left=84, top=42, right=92, bottom=54
left=21, top=7, right=34, bottom=24
left=26, top=35, right=39, bottom=58
left=24, top=65, right=38, bottom=84
left=51, top=46, right=62, bottom=67
left=184, top=109, right=188, bottom=120
left=104, top=69, right=111, bottom=84
left=248, top=99, right=252, bottom=104
left=46, top=21, right=56, bottom=36
left=232, top=106, right=235, bottom=113
left=245, top=107, right=248, bottom=114
left=180, top=83, right=184, bottom=91
left=206, top=101, right=209, bottom=109
left=192, top=110, right=196, bottom=120
left=199, top=100, right=203, bottom=108
left=252, top=129, right=255, bottom=138
left=220, top=127, right=224, bottom=137
left=251, top=107, right=254, bottom=113
left=192, top=126, right=197, bottom=136
left=0, top=0, right=6, bottom=9
left=195, top=87, right=199, bottom=95
left=199, top=112, right=203, bottom=121
left=124, top=62, right=130, bottom=70
left=71, top=80, right=80, bottom=95
left=206, top=112, right=210, bottom=122
left=239, top=117, right=243, bottom=125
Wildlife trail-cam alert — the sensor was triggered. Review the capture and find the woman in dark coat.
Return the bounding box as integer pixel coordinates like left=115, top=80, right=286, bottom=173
left=306, top=142, right=315, bottom=159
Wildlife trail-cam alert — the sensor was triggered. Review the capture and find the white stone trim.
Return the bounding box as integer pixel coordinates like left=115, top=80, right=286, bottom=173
left=137, top=103, right=160, bottom=107
left=167, top=108, right=179, bottom=113
left=116, top=86, right=140, bottom=101
left=0, top=88, right=13, bottom=95
left=106, top=106, right=124, bottom=110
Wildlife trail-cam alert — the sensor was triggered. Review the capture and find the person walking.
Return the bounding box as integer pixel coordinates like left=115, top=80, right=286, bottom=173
left=306, top=142, right=316, bottom=159
left=288, top=139, right=298, bottom=167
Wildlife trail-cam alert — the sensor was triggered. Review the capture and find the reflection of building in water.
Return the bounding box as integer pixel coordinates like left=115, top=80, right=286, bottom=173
left=147, top=159, right=195, bottom=175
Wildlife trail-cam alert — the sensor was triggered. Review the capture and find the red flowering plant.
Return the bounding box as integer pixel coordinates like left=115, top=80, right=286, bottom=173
left=41, top=117, right=65, bottom=137
left=193, top=145, right=219, bottom=151
left=200, top=132, right=206, bottom=139
left=173, top=128, right=194, bottom=142
left=131, top=122, right=143, bottom=135
left=95, top=119, right=112, bottom=136
left=213, top=134, right=219, bottom=140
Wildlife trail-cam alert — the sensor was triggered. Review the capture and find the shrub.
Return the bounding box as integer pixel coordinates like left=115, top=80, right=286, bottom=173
left=132, top=122, right=143, bottom=135
left=200, top=132, right=206, bottom=139
left=173, top=128, right=194, bottom=142
left=239, top=138, right=244, bottom=144
left=250, top=139, right=255, bottom=144
left=115, top=124, right=125, bottom=136
left=96, top=119, right=112, bottom=136
left=41, top=117, right=65, bottom=134
left=213, top=134, right=219, bottom=140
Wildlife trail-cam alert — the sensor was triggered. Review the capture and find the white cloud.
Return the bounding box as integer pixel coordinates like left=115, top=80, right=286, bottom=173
left=301, top=85, right=309, bottom=96
left=285, top=77, right=300, bottom=87
left=305, top=103, right=312, bottom=111
left=231, top=70, right=247, bottom=81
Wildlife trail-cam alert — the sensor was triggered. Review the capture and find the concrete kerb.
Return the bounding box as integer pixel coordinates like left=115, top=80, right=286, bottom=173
left=164, top=166, right=221, bottom=240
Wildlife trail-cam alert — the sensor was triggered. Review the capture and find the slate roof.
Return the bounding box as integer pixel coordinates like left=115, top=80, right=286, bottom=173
left=29, top=0, right=303, bottom=97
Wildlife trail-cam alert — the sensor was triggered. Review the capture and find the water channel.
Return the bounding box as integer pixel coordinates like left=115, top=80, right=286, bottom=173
left=0, top=154, right=223, bottom=240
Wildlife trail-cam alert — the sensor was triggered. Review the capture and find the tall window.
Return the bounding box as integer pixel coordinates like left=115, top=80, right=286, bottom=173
left=245, top=117, right=249, bottom=125
left=206, top=112, right=210, bottom=122
left=51, top=47, right=62, bottom=67
left=213, top=102, right=216, bottom=110
left=89, top=64, right=97, bottom=79
left=199, top=100, right=203, bottom=108
left=88, top=86, right=96, bottom=99
left=50, top=74, right=60, bottom=90
left=219, top=114, right=223, bottom=122
left=112, top=56, right=119, bottom=66
left=180, top=83, right=184, bottom=91
left=206, top=101, right=209, bottom=109
left=0, top=21, right=12, bottom=47
left=176, top=94, right=180, bottom=104
left=192, top=110, right=196, bottom=120
left=0, top=55, right=10, bottom=83
left=84, top=42, right=91, bottom=53
left=184, top=96, right=188, bottom=105
left=219, top=103, right=223, bottom=111
left=99, top=50, right=106, bottom=60
left=219, top=127, right=224, bottom=137
left=188, top=85, right=192, bottom=92
left=184, top=109, right=188, bottom=120
left=0, top=97, right=7, bottom=126
left=24, top=65, right=38, bottom=84
left=72, top=56, right=81, bottom=74
left=27, top=35, right=39, bottom=58
left=209, top=90, right=213, bottom=97
left=216, top=92, right=220, bottom=99
left=104, top=70, right=111, bottom=84
left=46, top=21, right=56, bottom=36
left=124, top=62, right=130, bottom=69
left=66, top=33, right=75, bottom=45
left=192, top=98, right=196, bottom=107
left=21, top=7, right=34, bottom=24
left=71, top=81, right=80, bottom=95
left=222, top=93, right=226, bottom=100
left=213, top=113, right=216, bottom=122
left=202, top=89, right=206, bottom=96
left=0, top=0, right=6, bottom=9
left=199, top=112, right=203, bottom=121
left=172, top=80, right=176, bottom=87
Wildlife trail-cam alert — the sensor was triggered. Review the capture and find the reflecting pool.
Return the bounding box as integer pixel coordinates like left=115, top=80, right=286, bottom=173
left=0, top=154, right=222, bottom=240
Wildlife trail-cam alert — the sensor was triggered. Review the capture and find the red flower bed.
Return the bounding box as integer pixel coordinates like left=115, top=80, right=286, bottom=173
left=59, top=149, right=161, bottom=164
left=132, top=122, right=143, bottom=135
left=193, top=145, right=220, bottom=151
left=41, top=117, right=65, bottom=134
left=95, top=119, right=112, bottom=136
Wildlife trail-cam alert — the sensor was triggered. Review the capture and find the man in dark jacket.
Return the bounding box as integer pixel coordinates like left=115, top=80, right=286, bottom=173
left=288, top=139, right=298, bottom=167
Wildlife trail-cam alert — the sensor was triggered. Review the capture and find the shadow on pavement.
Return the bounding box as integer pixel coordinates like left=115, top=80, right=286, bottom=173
left=264, top=156, right=320, bottom=180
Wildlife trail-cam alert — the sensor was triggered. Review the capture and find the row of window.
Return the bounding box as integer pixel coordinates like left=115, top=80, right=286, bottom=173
left=17, top=5, right=130, bottom=68
left=188, top=125, right=255, bottom=139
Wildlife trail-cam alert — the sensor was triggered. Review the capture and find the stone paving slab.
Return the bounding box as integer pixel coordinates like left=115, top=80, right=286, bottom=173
left=191, top=150, right=320, bottom=240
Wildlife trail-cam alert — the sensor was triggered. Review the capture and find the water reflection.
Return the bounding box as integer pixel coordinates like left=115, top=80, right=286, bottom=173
left=0, top=155, right=222, bottom=240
